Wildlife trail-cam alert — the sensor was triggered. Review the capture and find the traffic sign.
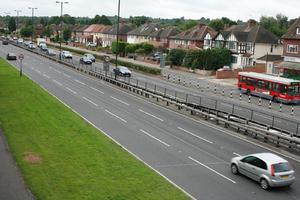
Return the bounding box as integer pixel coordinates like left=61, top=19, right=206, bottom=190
left=18, top=54, right=24, bottom=60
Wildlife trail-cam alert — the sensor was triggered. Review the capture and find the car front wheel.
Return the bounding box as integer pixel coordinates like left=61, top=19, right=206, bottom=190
left=231, top=164, right=239, bottom=175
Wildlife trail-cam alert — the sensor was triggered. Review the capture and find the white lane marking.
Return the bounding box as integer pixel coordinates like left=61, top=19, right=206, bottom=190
left=36, top=70, right=41, bottom=74
left=188, top=156, right=236, bottom=184
left=140, top=129, right=170, bottom=147
left=54, top=69, right=61, bottom=74
left=66, top=87, right=77, bottom=95
left=90, top=86, right=104, bottom=94
left=139, top=109, right=164, bottom=122
left=255, top=113, right=271, bottom=120
left=63, top=73, right=71, bottom=78
left=178, top=127, right=213, bottom=144
left=53, top=80, right=63, bottom=86
left=233, top=152, right=242, bottom=157
left=105, top=109, right=127, bottom=123
left=75, top=79, right=86, bottom=85
left=42, top=74, right=50, bottom=79
left=111, top=96, right=130, bottom=106
left=82, top=97, right=98, bottom=107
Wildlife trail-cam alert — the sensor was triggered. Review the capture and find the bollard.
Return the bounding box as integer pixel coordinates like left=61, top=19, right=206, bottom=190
left=230, top=90, right=233, bottom=98
left=258, top=98, right=262, bottom=106
left=291, top=106, right=294, bottom=116
left=269, top=100, right=272, bottom=109
left=207, top=83, right=210, bottom=89
left=214, top=85, right=217, bottom=94
left=189, top=80, right=192, bottom=86
left=239, top=93, right=242, bottom=101
left=167, top=74, right=170, bottom=80
left=183, top=80, right=185, bottom=86
left=279, top=103, right=282, bottom=112
left=222, top=89, right=225, bottom=96
left=248, top=95, right=251, bottom=103
left=197, top=82, right=200, bottom=88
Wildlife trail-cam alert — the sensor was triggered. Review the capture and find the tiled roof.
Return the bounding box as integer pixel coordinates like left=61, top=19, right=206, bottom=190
left=127, top=23, right=160, bottom=36
left=282, top=17, right=300, bottom=39
left=170, top=23, right=217, bottom=41
left=84, top=24, right=111, bottom=33
left=103, top=23, right=135, bottom=35
left=149, top=27, right=180, bottom=38
left=257, top=54, right=283, bottom=61
left=72, top=24, right=90, bottom=32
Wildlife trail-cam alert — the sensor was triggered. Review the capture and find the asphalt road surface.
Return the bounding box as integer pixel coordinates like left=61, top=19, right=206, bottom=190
left=1, top=44, right=300, bottom=200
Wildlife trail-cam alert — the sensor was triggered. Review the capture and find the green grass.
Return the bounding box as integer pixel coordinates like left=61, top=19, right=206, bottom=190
left=0, top=59, right=190, bottom=200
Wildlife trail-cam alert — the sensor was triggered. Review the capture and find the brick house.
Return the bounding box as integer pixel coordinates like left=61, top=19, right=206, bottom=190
left=279, top=17, right=300, bottom=79
left=102, top=23, right=134, bottom=47
left=148, top=27, right=180, bottom=48
left=169, top=23, right=217, bottom=49
left=127, top=23, right=160, bottom=44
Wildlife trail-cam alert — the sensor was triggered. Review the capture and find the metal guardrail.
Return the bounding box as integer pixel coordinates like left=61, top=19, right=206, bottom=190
left=7, top=41, right=300, bottom=151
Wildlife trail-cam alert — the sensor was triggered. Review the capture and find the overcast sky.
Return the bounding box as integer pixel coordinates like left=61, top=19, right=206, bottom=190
left=2, top=0, right=300, bottom=21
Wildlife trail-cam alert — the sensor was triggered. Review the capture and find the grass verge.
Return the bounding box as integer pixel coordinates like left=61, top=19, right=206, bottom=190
left=0, top=58, right=190, bottom=200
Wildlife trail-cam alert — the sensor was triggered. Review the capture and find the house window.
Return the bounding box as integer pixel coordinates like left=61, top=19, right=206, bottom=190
left=232, top=56, right=237, bottom=64
left=287, top=44, right=298, bottom=53
left=297, top=28, right=300, bottom=35
left=228, top=41, right=236, bottom=50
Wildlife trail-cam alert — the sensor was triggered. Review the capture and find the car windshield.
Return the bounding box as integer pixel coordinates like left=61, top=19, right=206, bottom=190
left=273, top=162, right=291, bottom=173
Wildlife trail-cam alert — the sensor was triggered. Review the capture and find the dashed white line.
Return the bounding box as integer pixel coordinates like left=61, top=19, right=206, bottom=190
left=36, top=70, right=41, bottom=74
left=178, top=127, right=213, bottom=144
left=233, top=152, right=242, bottom=157
left=75, top=79, right=86, bottom=85
left=111, top=96, right=130, bottom=106
left=139, top=109, right=164, bottom=122
left=90, top=86, right=104, bottom=94
left=188, top=156, right=236, bottom=184
left=140, top=129, right=170, bottom=147
left=42, top=74, right=50, bottom=79
left=63, top=73, right=71, bottom=78
left=54, top=69, right=61, bottom=74
left=105, top=109, right=127, bottom=123
left=53, top=80, right=63, bottom=86
left=66, top=87, right=77, bottom=95
left=83, top=97, right=98, bottom=107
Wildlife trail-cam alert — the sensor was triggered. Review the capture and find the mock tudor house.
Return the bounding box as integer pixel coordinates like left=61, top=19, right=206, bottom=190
left=211, top=20, right=282, bottom=69
left=102, top=23, right=134, bottom=47
left=279, top=17, right=300, bottom=79
left=127, top=23, right=161, bottom=44
left=169, top=23, right=217, bottom=50
left=83, top=24, right=111, bottom=46
left=148, top=27, right=181, bottom=48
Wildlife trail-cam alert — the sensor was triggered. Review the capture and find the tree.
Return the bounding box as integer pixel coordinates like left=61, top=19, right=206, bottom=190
left=112, top=41, right=128, bottom=57
left=20, top=26, right=33, bottom=37
left=63, top=28, right=71, bottom=42
left=208, top=19, right=224, bottom=32
left=8, top=17, right=16, bottom=32
left=129, top=16, right=149, bottom=27
left=142, top=43, right=154, bottom=55
left=259, top=14, right=289, bottom=37
left=91, top=15, right=112, bottom=25
left=167, top=49, right=186, bottom=66
left=43, top=26, right=53, bottom=37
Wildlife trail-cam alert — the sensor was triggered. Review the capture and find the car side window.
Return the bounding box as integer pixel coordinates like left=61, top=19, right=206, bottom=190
left=252, top=158, right=267, bottom=170
left=241, top=156, right=257, bottom=164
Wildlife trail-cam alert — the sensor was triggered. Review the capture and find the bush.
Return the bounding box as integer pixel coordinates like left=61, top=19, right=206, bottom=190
left=111, top=41, right=128, bottom=57
left=167, top=49, right=186, bottom=66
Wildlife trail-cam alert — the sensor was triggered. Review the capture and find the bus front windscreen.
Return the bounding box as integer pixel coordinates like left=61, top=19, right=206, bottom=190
left=287, top=83, right=300, bottom=96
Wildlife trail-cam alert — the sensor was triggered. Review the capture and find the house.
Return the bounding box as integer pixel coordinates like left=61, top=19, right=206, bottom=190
left=169, top=23, right=217, bottom=50
left=279, top=17, right=300, bottom=79
left=127, top=23, right=160, bottom=44
left=71, top=24, right=90, bottom=43
left=83, top=24, right=111, bottom=46
left=102, top=23, right=134, bottom=47
left=256, top=55, right=283, bottom=74
left=212, top=19, right=282, bottom=69
left=148, top=27, right=180, bottom=48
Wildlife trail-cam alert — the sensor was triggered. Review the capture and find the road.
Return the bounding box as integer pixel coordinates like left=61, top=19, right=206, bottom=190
left=1, top=43, right=300, bottom=200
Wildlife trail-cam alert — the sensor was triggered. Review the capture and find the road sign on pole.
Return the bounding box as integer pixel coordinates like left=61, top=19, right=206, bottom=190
left=18, top=54, right=24, bottom=77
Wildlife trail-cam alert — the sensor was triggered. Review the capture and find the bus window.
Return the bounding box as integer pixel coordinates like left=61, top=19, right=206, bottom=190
left=257, top=80, right=265, bottom=89
left=288, top=85, right=300, bottom=95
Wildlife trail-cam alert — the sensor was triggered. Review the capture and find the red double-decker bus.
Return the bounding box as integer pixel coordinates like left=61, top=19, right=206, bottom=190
left=238, top=72, right=300, bottom=104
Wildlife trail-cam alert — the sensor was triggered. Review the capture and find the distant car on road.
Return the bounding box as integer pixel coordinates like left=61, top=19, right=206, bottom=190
left=86, top=42, right=97, bottom=47
left=80, top=56, right=93, bottom=65
left=231, top=152, right=295, bottom=190
left=17, top=38, right=24, bottom=44
left=61, top=51, right=73, bottom=59
left=28, top=43, right=36, bottom=49
left=113, top=66, right=131, bottom=77
left=24, top=40, right=33, bottom=46
left=46, top=49, right=56, bottom=56
left=83, top=53, right=95, bottom=62
left=40, top=43, right=48, bottom=51
left=6, top=53, right=17, bottom=60
left=2, top=40, right=9, bottom=45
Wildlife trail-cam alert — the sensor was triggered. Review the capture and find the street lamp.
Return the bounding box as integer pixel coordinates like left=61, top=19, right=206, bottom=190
left=56, top=1, right=68, bottom=60
left=28, top=7, right=37, bottom=40
left=14, top=10, right=22, bottom=30
left=115, top=0, right=121, bottom=79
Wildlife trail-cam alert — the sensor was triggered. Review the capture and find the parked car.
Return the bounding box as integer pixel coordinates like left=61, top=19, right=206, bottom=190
left=2, top=40, right=9, bottom=45
left=231, top=153, right=295, bottom=190
left=40, top=43, right=48, bottom=51
left=127, top=53, right=137, bottom=60
left=17, top=38, right=24, bottom=44
left=24, top=40, right=33, bottom=46
left=150, top=52, right=161, bottom=61
left=83, top=53, right=95, bottom=62
left=6, top=53, right=17, bottom=60
left=86, top=42, right=97, bottom=47
left=13, top=37, right=18, bottom=40
left=46, top=49, right=56, bottom=56
left=113, top=66, right=131, bottom=77
left=80, top=56, right=93, bottom=65
left=61, top=51, right=73, bottom=59
left=28, top=43, right=36, bottom=49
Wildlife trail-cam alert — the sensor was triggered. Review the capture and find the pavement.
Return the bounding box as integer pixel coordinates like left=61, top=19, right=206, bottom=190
left=0, top=128, right=35, bottom=200
left=2, top=43, right=300, bottom=200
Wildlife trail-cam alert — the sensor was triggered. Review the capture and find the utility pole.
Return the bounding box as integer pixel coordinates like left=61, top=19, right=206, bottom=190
left=14, top=10, right=22, bottom=30
left=56, top=1, right=68, bottom=60
left=28, top=7, right=37, bottom=40
left=114, top=0, right=121, bottom=80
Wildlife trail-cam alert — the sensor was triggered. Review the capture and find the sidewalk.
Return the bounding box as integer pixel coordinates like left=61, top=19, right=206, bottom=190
left=0, top=128, right=35, bottom=200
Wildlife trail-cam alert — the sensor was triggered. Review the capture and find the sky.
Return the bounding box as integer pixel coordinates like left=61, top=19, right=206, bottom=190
left=1, top=0, right=300, bottom=21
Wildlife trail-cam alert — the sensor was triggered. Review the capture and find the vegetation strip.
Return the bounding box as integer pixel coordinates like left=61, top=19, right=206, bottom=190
left=0, top=58, right=189, bottom=200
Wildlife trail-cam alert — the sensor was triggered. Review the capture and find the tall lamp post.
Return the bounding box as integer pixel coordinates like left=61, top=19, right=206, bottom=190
left=56, top=1, right=68, bottom=60
left=14, top=10, right=22, bottom=30
left=28, top=7, right=37, bottom=40
left=114, top=0, right=121, bottom=79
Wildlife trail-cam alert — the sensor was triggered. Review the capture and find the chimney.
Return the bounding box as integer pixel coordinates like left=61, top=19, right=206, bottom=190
left=197, top=22, right=206, bottom=29
left=247, top=19, right=257, bottom=28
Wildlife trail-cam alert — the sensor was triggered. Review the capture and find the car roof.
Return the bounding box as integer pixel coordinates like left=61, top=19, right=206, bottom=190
left=249, top=153, right=287, bottom=164
left=8, top=53, right=16, bottom=55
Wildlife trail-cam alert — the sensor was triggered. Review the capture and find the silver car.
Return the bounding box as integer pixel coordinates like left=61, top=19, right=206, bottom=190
left=231, top=153, right=295, bottom=190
